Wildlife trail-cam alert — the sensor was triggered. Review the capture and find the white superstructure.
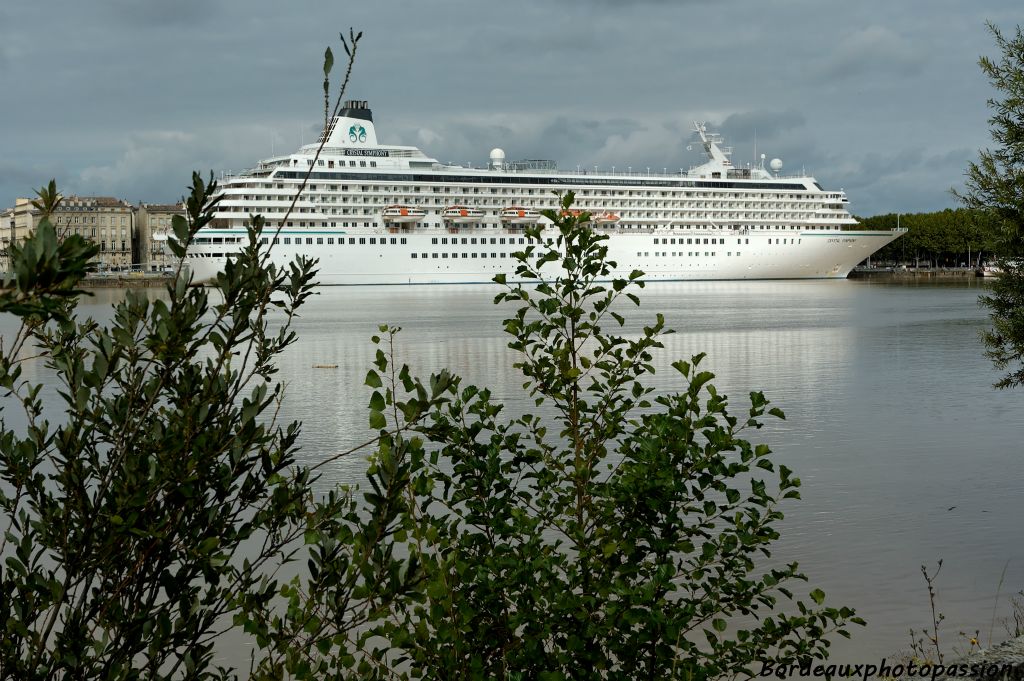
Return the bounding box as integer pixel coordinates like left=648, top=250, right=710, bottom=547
left=184, top=100, right=903, bottom=284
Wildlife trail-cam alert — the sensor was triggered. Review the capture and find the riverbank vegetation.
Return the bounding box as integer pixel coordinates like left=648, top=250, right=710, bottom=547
left=855, top=208, right=1000, bottom=268
left=957, top=22, right=1024, bottom=389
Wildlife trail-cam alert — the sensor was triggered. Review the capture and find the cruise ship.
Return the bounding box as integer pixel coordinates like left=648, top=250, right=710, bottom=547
left=182, top=100, right=903, bottom=284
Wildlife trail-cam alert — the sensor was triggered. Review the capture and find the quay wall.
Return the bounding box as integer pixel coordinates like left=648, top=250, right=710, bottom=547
left=849, top=267, right=984, bottom=281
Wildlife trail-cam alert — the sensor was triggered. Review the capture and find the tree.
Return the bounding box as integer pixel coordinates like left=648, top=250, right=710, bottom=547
left=0, top=31, right=425, bottom=680
left=356, top=194, right=862, bottom=679
left=958, top=22, right=1024, bottom=388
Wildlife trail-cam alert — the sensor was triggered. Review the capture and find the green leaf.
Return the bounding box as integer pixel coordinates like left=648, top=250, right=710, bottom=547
left=369, top=409, right=386, bottom=429
left=369, top=390, right=385, bottom=411
left=810, top=588, right=826, bottom=605
left=365, top=370, right=382, bottom=388
left=323, top=46, right=334, bottom=75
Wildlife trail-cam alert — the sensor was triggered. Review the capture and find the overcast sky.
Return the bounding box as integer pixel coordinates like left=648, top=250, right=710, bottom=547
left=0, top=0, right=1018, bottom=216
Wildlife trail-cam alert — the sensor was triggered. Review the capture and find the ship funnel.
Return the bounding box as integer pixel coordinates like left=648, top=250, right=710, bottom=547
left=321, top=99, right=378, bottom=146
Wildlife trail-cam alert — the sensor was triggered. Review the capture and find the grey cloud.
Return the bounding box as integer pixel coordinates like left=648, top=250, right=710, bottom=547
left=830, top=147, right=966, bottom=215
left=928, top=147, right=976, bottom=168
left=0, top=162, right=67, bottom=200
left=714, top=111, right=808, bottom=153
left=818, top=26, right=925, bottom=81
left=560, top=0, right=720, bottom=5
left=99, top=0, right=215, bottom=28
left=856, top=148, right=926, bottom=183
left=534, top=117, right=642, bottom=159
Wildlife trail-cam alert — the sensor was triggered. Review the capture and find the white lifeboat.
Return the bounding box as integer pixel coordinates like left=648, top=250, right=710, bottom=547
left=382, top=204, right=426, bottom=223
left=442, top=205, right=485, bottom=223
left=500, top=206, right=541, bottom=225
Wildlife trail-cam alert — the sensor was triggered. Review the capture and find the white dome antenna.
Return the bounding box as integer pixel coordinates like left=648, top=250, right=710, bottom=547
left=770, top=158, right=783, bottom=175
left=489, top=148, right=506, bottom=170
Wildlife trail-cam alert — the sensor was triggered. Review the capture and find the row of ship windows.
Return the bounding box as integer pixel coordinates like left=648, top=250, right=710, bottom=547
left=264, top=159, right=382, bottom=169
left=654, top=237, right=733, bottom=245
left=233, top=210, right=832, bottom=225
left=433, top=237, right=528, bottom=245
left=226, top=203, right=840, bottom=214
left=411, top=253, right=513, bottom=259
left=188, top=251, right=755, bottom=261
left=314, top=160, right=377, bottom=168
left=638, top=251, right=738, bottom=257
left=230, top=215, right=839, bottom=232
left=194, top=235, right=802, bottom=247
left=238, top=182, right=816, bottom=200
left=258, top=236, right=411, bottom=245
left=272, top=171, right=809, bottom=192
left=235, top=191, right=835, bottom=204
left=193, top=236, right=409, bottom=245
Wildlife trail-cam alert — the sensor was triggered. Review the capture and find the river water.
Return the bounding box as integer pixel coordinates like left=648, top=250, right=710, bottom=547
left=3, top=278, right=1023, bottom=664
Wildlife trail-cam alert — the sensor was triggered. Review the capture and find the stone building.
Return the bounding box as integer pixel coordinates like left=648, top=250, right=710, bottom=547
left=137, top=203, right=185, bottom=271
left=0, top=206, right=15, bottom=272
left=1, top=199, right=41, bottom=272
left=6, top=195, right=137, bottom=271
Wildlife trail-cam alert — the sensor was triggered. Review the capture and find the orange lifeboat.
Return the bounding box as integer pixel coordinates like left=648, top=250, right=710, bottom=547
left=593, top=212, right=621, bottom=225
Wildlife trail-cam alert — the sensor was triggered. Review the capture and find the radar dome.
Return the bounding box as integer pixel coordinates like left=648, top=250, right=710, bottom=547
left=769, top=158, right=784, bottom=173
left=489, top=148, right=506, bottom=170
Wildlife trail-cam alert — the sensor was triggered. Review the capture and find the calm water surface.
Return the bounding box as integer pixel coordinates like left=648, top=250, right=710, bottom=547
left=3, top=278, right=1023, bottom=662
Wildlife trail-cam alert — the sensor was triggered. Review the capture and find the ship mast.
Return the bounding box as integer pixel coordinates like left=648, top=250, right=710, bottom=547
left=693, top=121, right=733, bottom=168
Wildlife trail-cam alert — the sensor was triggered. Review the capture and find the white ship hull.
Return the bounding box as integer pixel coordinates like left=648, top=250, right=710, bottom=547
left=185, top=228, right=900, bottom=285
left=183, top=100, right=904, bottom=285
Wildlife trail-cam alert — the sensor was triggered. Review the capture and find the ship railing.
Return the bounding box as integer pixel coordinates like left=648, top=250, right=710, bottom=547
left=488, top=166, right=817, bottom=181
